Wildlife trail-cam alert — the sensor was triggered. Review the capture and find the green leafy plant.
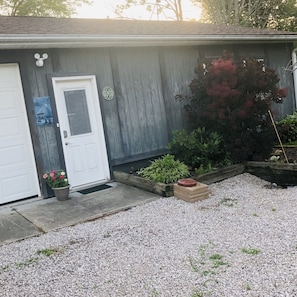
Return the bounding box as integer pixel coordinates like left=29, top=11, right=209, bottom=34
left=140, top=154, right=190, bottom=184
left=276, top=111, right=297, bottom=144
left=43, top=169, right=68, bottom=188
left=167, top=127, right=230, bottom=170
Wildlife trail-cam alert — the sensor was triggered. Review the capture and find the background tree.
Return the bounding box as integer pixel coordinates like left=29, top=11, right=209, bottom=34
left=115, top=0, right=184, bottom=21
left=195, top=0, right=297, bottom=31
left=0, top=0, right=91, bottom=17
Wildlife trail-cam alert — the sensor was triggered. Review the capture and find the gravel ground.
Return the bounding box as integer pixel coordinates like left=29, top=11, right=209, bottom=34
left=0, top=173, right=297, bottom=297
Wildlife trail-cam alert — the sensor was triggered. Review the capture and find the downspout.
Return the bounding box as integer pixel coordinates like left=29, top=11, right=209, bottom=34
left=292, top=48, right=297, bottom=110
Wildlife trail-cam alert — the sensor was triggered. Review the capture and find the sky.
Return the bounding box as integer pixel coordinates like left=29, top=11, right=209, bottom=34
left=75, top=0, right=201, bottom=21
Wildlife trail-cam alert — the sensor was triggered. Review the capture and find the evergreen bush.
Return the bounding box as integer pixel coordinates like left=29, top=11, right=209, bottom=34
left=167, top=127, right=229, bottom=170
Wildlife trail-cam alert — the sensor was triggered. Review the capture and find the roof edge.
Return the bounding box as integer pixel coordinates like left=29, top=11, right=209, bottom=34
left=0, top=35, right=296, bottom=49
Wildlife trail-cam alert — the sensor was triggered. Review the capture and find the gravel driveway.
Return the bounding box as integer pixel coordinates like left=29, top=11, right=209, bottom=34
left=0, top=173, right=296, bottom=297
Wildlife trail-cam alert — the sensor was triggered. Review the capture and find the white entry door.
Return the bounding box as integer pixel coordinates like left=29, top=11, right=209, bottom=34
left=0, top=64, right=40, bottom=204
left=52, top=76, right=110, bottom=189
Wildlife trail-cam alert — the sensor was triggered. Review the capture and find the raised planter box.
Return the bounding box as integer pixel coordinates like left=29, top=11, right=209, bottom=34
left=194, top=164, right=245, bottom=184
left=113, top=164, right=245, bottom=197
left=246, top=161, right=297, bottom=186
left=113, top=171, right=174, bottom=197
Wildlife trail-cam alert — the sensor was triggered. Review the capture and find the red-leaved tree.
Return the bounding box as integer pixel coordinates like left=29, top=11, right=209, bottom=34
left=186, top=56, right=287, bottom=162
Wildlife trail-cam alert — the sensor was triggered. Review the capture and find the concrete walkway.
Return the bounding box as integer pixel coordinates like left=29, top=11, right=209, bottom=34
left=0, top=182, right=160, bottom=246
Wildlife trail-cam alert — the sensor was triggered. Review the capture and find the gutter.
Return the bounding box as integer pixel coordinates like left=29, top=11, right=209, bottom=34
left=292, top=48, right=297, bottom=110
left=0, top=34, right=296, bottom=49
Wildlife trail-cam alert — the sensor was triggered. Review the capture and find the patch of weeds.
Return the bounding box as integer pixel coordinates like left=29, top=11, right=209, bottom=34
left=103, top=233, right=111, bottom=238
left=191, top=290, right=207, bottom=297
left=143, top=282, right=159, bottom=297
left=272, top=208, right=277, bottom=212
left=209, top=254, right=229, bottom=268
left=37, top=248, right=59, bottom=257
left=201, top=270, right=216, bottom=276
left=241, top=247, right=261, bottom=255
left=69, top=239, right=80, bottom=245
left=1, top=265, right=9, bottom=271
left=15, top=257, right=38, bottom=267
left=220, top=197, right=238, bottom=207
left=151, top=288, right=159, bottom=296
left=253, top=213, right=258, bottom=217
left=188, top=242, right=230, bottom=289
left=202, top=278, right=219, bottom=287
left=188, top=256, right=200, bottom=272
left=246, top=283, right=252, bottom=291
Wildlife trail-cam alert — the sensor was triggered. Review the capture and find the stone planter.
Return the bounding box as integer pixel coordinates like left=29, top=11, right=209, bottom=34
left=52, top=186, right=70, bottom=201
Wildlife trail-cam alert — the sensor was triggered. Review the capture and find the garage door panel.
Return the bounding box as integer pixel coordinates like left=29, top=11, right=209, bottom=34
left=0, top=144, right=26, bottom=167
left=0, top=89, right=16, bottom=110
left=0, top=116, right=21, bottom=137
left=0, top=64, right=39, bottom=204
left=1, top=175, right=33, bottom=204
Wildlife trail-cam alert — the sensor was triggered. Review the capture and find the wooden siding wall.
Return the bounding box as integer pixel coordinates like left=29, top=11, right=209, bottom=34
left=266, top=44, right=295, bottom=119
left=0, top=44, right=294, bottom=193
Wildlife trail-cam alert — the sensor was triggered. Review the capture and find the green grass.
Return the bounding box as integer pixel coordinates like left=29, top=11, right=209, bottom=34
left=246, top=283, right=252, bottom=291
left=15, top=257, right=38, bottom=267
left=241, top=247, right=261, bottom=255
left=103, top=233, right=111, bottom=238
left=1, top=265, right=9, bottom=271
left=37, top=248, right=58, bottom=257
left=191, top=291, right=206, bottom=297
left=220, top=197, right=238, bottom=207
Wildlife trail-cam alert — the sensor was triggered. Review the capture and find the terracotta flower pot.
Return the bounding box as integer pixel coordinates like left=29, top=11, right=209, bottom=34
left=52, top=185, right=70, bottom=201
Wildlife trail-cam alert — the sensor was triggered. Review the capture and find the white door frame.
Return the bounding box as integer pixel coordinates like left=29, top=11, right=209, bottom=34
left=52, top=75, right=110, bottom=190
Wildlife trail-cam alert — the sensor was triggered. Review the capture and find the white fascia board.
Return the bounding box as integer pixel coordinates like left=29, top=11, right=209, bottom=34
left=0, top=34, right=296, bottom=49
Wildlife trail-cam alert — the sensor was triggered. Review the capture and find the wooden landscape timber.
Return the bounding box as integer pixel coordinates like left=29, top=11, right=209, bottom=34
left=246, top=161, right=297, bottom=186
left=113, top=164, right=245, bottom=197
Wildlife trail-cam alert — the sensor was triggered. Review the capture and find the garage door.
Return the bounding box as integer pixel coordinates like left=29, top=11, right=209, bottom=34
left=0, top=64, right=39, bottom=204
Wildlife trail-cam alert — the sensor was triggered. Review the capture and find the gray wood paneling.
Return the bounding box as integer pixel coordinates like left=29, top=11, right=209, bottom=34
left=266, top=44, right=295, bottom=119
left=22, top=50, right=61, bottom=172
left=112, top=48, right=169, bottom=157
left=159, top=46, right=199, bottom=136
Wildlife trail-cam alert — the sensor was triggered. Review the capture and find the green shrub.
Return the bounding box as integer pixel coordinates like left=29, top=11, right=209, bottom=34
left=276, top=111, right=297, bottom=144
left=140, top=154, right=190, bottom=184
left=167, top=127, right=229, bottom=169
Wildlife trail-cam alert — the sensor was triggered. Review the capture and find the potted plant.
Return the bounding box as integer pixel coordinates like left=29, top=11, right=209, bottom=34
left=43, top=170, right=70, bottom=201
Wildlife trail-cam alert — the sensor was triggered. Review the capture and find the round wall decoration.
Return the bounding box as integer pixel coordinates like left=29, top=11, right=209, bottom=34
left=102, top=86, right=114, bottom=100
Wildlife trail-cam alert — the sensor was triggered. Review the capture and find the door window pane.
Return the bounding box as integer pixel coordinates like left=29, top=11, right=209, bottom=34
left=64, top=89, right=91, bottom=136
